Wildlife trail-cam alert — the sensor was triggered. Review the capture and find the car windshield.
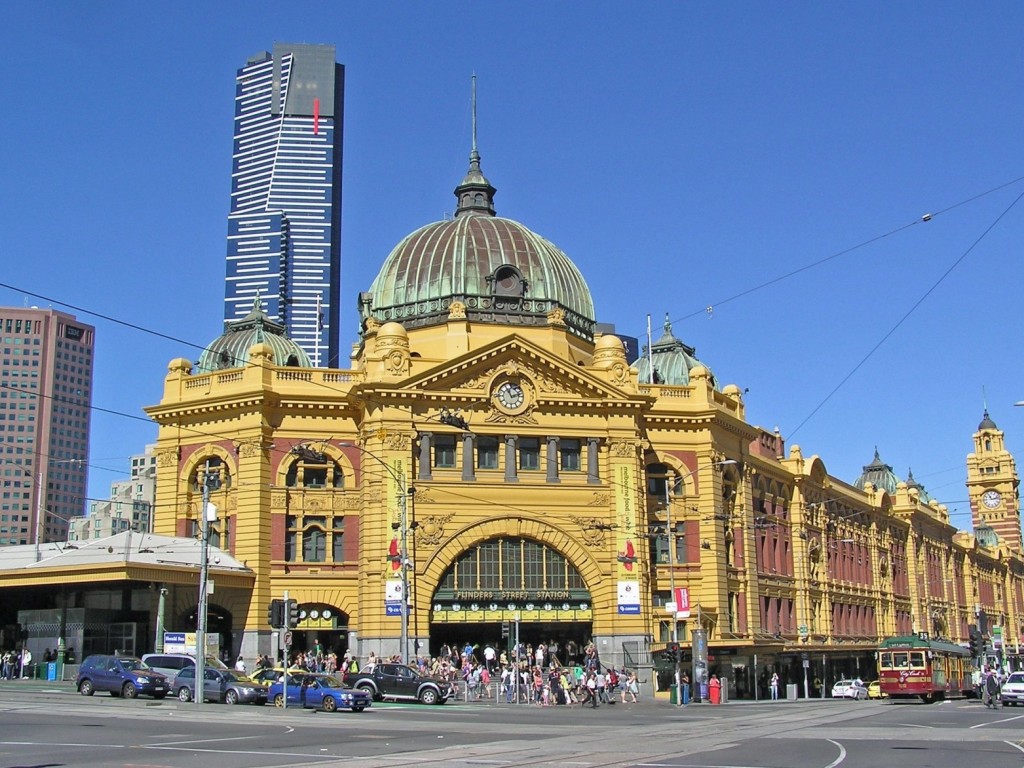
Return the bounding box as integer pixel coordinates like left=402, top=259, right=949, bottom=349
left=119, top=658, right=149, bottom=672
left=222, top=671, right=246, bottom=683
left=314, top=675, right=343, bottom=688
left=1008, top=673, right=1024, bottom=684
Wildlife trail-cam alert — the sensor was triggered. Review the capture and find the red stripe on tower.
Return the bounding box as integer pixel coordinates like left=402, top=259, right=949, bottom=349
left=313, top=97, right=320, bottom=135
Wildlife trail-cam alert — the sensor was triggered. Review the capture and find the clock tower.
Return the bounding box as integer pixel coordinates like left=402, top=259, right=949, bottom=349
left=966, top=409, right=1021, bottom=552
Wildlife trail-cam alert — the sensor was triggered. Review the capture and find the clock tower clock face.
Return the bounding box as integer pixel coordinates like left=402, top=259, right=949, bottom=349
left=981, top=490, right=1002, bottom=509
left=495, top=380, right=525, bottom=411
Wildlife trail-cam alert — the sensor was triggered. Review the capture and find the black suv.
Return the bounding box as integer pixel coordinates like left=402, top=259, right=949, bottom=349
left=76, top=655, right=169, bottom=699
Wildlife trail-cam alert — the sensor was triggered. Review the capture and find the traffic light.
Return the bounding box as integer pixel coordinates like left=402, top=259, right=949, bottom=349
left=968, top=627, right=983, bottom=657
left=664, top=642, right=680, bottom=662
left=501, top=621, right=510, bottom=639
left=287, top=599, right=300, bottom=629
left=266, top=599, right=284, bottom=628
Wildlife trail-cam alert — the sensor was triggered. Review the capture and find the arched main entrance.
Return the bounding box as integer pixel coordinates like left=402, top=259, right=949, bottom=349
left=429, top=537, right=593, bottom=663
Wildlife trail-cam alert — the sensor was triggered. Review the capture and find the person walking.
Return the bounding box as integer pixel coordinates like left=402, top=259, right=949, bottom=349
left=984, top=667, right=1001, bottom=709
left=585, top=671, right=599, bottom=708
left=770, top=671, right=780, bottom=701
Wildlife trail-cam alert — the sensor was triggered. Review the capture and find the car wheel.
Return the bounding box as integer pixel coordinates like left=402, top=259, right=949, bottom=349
left=274, top=693, right=284, bottom=708
left=322, top=696, right=337, bottom=712
left=352, top=705, right=365, bottom=712
left=419, top=688, right=439, bottom=705
left=357, top=683, right=379, bottom=701
left=178, top=687, right=192, bottom=702
left=79, top=679, right=95, bottom=696
left=225, top=689, right=239, bottom=705
left=122, top=682, right=138, bottom=699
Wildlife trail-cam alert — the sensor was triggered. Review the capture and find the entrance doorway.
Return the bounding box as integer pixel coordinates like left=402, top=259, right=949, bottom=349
left=429, top=621, right=593, bottom=665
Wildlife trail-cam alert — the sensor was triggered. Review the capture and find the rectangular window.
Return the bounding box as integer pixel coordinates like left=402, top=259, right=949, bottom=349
left=478, top=540, right=499, bottom=589
left=560, top=439, right=581, bottom=472
left=477, top=436, right=499, bottom=470
left=501, top=539, right=520, bottom=590
left=434, top=435, right=456, bottom=469
left=332, top=518, right=345, bottom=562
left=523, top=541, right=543, bottom=590
left=519, top=438, right=540, bottom=471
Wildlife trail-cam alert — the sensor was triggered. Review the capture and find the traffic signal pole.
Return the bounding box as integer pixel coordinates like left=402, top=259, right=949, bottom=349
left=283, top=590, right=290, bottom=710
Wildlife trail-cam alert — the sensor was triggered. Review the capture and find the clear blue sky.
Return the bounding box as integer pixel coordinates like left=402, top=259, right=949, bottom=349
left=2, top=2, right=1022, bottom=529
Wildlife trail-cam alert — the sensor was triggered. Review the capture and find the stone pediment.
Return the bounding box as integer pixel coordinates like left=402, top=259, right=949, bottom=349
left=401, top=335, right=633, bottom=407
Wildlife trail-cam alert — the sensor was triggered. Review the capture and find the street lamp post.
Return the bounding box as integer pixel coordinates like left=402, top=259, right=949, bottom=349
left=340, top=441, right=414, bottom=663
left=664, top=458, right=737, bottom=706
left=195, top=460, right=221, bottom=707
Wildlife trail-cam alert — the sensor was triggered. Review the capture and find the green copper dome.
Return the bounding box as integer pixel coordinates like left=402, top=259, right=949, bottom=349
left=360, top=142, right=595, bottom=340
left=853, top=448, right=900, bottom=494
left=634, top=315, right=717, bottom=388
left=197, top=297, right=312, bottom=373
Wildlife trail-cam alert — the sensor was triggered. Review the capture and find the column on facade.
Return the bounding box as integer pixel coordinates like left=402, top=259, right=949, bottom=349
left=546, top=436, right=560, bottom=483
left=417, top=433, right=432, bottom=480
left=586, top=437, right=600, bottom=484
left=504, top=436, right=518, bottom=483
left=462, top=433, right=476, bottom=482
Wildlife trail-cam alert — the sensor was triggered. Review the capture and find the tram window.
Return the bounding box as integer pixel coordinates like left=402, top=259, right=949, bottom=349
left=893, top=652, right=909, bottom=668
left=909, top=652, right=925, bottom=668
left=879, top=653, right=893, bottom=669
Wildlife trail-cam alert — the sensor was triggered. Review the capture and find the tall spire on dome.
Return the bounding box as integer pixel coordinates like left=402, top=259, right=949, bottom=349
left=454, top=74, right=497, bottom=217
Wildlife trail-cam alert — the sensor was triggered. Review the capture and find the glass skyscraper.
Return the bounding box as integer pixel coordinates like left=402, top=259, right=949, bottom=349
left=225, top=43, right=344, bottom=367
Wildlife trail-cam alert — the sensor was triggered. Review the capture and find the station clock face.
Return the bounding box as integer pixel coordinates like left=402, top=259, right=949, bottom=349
left=495, top=380, right=525, bottom=411
left=981, top=490, right=1002, bottom=509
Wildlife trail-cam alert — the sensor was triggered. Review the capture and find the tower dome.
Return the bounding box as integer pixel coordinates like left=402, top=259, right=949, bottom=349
left=360, top=95, right=595, bottom=341
left=853, top=448, right=899, bottom=494
left=634, top=314, right=717, bottom=387
left=197, top=296, right=312, bottom=373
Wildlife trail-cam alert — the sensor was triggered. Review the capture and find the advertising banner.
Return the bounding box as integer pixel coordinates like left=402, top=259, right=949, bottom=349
left=614, top=463, right=640, bottom=614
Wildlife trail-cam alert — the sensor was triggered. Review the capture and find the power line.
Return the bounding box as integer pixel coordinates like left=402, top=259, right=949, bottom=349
left=787, top=187, right=1024, bottom=439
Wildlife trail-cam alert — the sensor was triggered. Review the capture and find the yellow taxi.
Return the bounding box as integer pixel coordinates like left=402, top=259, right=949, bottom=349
left=867, top=680, right=887, bottom=699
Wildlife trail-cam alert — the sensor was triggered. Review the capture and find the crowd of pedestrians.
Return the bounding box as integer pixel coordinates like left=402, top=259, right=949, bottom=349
left=0, top=648, right=32, bottom=679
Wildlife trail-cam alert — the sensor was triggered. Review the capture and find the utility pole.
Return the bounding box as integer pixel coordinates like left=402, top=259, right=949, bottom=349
left=195, top=460, right=221, bottom=707
left=665, top=480, right=682, bottom=706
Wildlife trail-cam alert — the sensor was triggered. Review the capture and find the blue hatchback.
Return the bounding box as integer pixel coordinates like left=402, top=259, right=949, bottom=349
left=269, top=673, right=371, bottom=712
left=77, top=655, right=169, bottom=699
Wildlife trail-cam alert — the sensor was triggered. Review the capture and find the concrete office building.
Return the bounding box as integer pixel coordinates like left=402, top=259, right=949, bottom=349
left=224, top=43, right=345, bottom=368
left=0, top=308, right=93, bottom=545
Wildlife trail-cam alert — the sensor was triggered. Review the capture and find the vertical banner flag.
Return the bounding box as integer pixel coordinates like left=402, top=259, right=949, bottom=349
left=615, top=463, right=640, bottom=614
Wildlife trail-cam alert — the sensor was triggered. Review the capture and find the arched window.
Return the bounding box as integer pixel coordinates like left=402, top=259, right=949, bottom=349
left=437, top=537, right=586, bottom=593
left=285, top=453, right=344, bottom=489
left=190, top=456, right=232, bottom=493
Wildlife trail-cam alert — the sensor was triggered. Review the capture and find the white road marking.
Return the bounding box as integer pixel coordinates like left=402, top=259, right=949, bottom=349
left=825, top=738, right=847, bottom=768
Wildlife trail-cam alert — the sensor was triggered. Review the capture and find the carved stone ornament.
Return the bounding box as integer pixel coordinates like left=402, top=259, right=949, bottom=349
left=546, top=307, right=566, bottom=326
left=609, top=440, right=639, bottom=459
left=412, top=487, right=436, bottom=504
left=484, top=405, right=538, bottom=425
left=156, top=448, right=179, bottom=468
left=382, top=433, right=411, bottom=451
left=363, top=316, right=381, bottom=333
left=235, top=439, right=265, bottom=459
left=570, top=516, right=608, bottom=547
left=587, top=492, right=610, bottom=507
left=385, top=349, right=408, bottom=376
left=271, top=491, right=288, bottom=509
left=610, top=362, right=629, bottom=386
left=448, top=301, right=467, bottom=319
left=417, top=513, right=454, bottom=546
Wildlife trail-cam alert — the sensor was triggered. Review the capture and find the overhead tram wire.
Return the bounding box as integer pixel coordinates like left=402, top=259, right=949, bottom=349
left=787, top=186, right=1024, bottom=440
left=622, top=172, right=1024, bottom=336
left=3, top=175, right=1022, bottom=498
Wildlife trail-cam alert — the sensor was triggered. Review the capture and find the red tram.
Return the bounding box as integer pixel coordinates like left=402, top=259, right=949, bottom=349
left=877, top=635, right=973, bottom=702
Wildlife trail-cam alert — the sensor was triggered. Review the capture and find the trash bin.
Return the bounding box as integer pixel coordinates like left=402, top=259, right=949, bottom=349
left=46, top=662, right=57, bottom=681
left=670, top=686, right=677, bottom=705
left=720, top=677, right=728, bottom=704
left=787, top=683, right=798, bottom=701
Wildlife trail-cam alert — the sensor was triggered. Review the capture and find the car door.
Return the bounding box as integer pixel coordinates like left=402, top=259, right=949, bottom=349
left=205, top=668, right=224, bottom=702
left=303, top=677, right=324, bottom=708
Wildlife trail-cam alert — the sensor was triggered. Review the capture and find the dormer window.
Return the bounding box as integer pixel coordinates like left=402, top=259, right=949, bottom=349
left=489, top=265, right=526, bottom=298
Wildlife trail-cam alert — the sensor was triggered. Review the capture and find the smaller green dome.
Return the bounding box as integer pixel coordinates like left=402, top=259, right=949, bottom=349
left=634, top=314, right=717, bottom=388
left=853, top=448, right=899, bottom=494
left=197, top=297, right=312, bottom=373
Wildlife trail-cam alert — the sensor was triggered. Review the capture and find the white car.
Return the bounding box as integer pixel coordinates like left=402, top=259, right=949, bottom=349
left=1000, top=672, right=1024, bottom=706
left=831, top=679, right=868, bottom=700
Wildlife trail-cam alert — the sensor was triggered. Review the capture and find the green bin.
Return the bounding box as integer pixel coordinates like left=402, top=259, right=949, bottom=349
left=670, top=686, right=678, bottom=705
